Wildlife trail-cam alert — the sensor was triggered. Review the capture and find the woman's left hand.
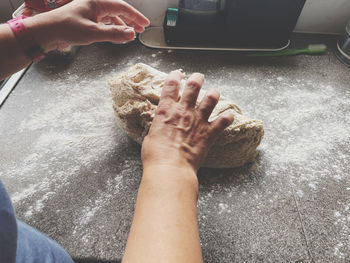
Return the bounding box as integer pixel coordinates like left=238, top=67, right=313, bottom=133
left=24, top=0, right=150, bottom=52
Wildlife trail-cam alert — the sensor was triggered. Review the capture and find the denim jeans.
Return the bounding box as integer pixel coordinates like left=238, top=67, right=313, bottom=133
left=0, top=180, right=74, bottom=263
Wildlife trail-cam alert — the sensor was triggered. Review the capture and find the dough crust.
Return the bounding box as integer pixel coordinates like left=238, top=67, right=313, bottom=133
left=109, top=63, right=264, bottom=168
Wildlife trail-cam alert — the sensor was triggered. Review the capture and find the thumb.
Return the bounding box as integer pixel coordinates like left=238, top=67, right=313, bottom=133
left=93, top=24, right=135, bottom=43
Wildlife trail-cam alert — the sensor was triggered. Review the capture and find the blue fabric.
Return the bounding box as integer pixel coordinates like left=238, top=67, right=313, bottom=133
left=0, top=180, right=74, bottom=263
left=0, top=180, right=17, bottom=263
left=16, top=220, right=74, bottom=263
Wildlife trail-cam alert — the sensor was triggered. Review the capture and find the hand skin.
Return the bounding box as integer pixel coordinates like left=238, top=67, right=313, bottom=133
left=123, top=72, right=234, bottom=263
left=0, top=0, right=150, bottom=80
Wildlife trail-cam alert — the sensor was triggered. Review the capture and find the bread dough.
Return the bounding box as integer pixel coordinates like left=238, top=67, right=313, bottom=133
left=109, top=63, right=264, bottom=168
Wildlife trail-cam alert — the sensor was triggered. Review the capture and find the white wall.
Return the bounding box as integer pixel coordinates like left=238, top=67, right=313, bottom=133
left=127, top=0, right=350, bottom=34
left=126, top=0, right=172, bottom=26
left=295, top=0, right=350, bottom=34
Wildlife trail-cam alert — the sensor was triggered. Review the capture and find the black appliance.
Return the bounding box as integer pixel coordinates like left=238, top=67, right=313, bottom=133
left=164, top=0, right=306, bottom=48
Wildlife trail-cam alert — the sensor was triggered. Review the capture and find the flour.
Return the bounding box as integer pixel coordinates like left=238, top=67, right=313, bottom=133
left=207, top=77, right=350, bottom=184
left=333, top=205, right=350, bottom=259
left=195, top=71, right=350, bottom=260
left=77, top=175, right=122, bottom=226
left=218, top=203, right=230, bottom=214
left=2, top=74, right=128, bottom=224
left=1, top=56, right=350, bottom=259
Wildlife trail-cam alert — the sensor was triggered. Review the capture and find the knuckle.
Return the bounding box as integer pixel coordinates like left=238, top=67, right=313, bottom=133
left=155, top=108, right=167, bottom=115
left=206, top=93, right=219, bottom=104
left=174, top=112, right=182, bottom=120
left=163, top=85, right=176, bottom=93
left=199, top=125, right=208, bottom=136
left=187, top=81, right=201, bottom=91
left=157, top=99, right=174, bottom=113
left=176, top=105, right=187, bottom=115
left=220, top=115, right=233, bottom=127
left=183, top=114, right=192, bottom=122
left=165, top=79, right=180, bottom=87
left=87, top=0, right=97, bottom=9
left=87, top=0, right=102, bottom=16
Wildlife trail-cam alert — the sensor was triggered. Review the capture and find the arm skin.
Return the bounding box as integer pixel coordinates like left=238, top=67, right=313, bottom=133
left=125, top=164, right=202, bottom=263
left=0, top=24, right=31, bottom=80
left=123, top=71, right=235, bottom=262
left=0, top=0, right=150, bottom=80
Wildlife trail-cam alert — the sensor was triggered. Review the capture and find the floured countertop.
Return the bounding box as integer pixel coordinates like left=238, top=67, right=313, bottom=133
left=1, top=34, right=350, bottom=262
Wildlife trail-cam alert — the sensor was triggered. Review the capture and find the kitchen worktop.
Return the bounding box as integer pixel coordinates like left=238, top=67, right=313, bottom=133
left=1, top=34, right=350, bottom=262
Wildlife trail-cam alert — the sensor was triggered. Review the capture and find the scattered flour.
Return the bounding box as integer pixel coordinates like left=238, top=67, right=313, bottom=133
left=209, top=79, right=350, bottom=185
left=218, top=203, right=229, bottom=214
left=198, top=73, right=350, bottom=259
left=333, top=205, right=350, bottom=259
left=77, top=175, right=122, bottom=226
left=1, top=58, right=350, bottom=259
left=2, top=75, right=126, bottom=225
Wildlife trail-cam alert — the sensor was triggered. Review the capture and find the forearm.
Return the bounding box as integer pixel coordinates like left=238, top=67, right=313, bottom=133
left=123, top=164, right=203, bottom=263
left=0, top=23, right=31, bottom=80
left=0, top=13, right=56, bottom=81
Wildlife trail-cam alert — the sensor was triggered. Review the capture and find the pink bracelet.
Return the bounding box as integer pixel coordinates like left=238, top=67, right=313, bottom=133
left=7, top=15, right=46, bottom=62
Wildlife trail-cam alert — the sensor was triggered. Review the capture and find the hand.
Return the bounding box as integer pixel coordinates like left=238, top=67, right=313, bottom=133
left=24, top=0, right=150, bottom=52
left=141, top=71, right=234, bottom=172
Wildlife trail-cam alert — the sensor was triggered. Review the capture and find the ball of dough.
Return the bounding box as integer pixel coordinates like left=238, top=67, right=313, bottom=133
left=109, top=63, right=264, bottom=168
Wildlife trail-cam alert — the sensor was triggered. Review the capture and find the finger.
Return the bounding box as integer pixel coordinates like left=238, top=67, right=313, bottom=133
left=100, top=0, right=150, bottom=27
left=198, top=89, right=220, bottom=120
left=119, top=14, right=134, bottom=26
left=129, top=22, right=145, bottom=33
left=180, top=73, right=204, bottom=108
left=112, top=16, right=127, bottom=26
left=210, top=111, right=234, bottom=137
left=99, top=16, right=125, bottom=25
left=100, top=16, right=113, bottom=24
left=94, top=24, right=135, bottom=43
left=119, top=15, right=145, bottom=33
left=160, top=70, right=184, bottom=103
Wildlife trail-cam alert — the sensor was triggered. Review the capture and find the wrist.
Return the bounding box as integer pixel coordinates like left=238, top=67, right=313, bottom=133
left=142, top=156, right=197, bottom=176
left=143, top=162, right=198, bottom=186
left=23, top=13, right=59, bottom=53
left=142, top=139, right=200, bottom=173
left=142, top=164, right=199, bottom=200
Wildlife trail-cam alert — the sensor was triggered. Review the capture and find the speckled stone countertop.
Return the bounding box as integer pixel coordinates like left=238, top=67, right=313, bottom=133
left=1, top=34, right=350, bottom=262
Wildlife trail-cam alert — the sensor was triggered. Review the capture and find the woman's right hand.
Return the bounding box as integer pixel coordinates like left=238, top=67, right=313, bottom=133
left=141, top=70, right=234, bottom=173
left=126, top=71, right=232, bottom=263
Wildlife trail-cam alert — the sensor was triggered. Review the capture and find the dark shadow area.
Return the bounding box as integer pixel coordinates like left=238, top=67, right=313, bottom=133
left=35, top=47, right=80, bottom=75
left=74, top=258, right=121, bottom=263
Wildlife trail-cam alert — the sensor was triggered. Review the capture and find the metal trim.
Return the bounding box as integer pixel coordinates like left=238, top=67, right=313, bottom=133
left=0, top=67, right=28, bottom=107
